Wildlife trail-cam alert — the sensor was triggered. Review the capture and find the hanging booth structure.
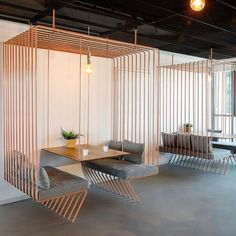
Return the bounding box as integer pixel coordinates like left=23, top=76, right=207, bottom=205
left=158, top=59, right=235, bottom=173
left=2, top=25, right=160, bottom=221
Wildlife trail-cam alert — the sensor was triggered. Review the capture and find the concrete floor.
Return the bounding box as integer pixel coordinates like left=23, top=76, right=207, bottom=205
left=0, top=164, right=236, bottom=236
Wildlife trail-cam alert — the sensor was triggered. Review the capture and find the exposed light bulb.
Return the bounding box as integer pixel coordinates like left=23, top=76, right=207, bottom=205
left=190, top=0, right=205, bottom=11
left=86, top=63, right=93, bottom=74
left=208, top=73, right=212, bottom=82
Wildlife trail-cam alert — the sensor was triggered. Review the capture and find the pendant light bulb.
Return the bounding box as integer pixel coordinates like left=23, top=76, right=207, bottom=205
left=190, top=0, right=205, bottom=11
left=207, top=73, right=212, bottom=82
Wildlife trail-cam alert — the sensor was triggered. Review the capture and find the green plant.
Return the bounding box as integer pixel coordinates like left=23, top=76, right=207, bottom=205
left=61, top=128, right=83, bottom=140
left=184, top=123, right=193, bottom=128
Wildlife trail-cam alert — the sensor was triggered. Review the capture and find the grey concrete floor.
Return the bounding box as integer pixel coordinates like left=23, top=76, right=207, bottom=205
left=0, top=164, right=236, bottom=236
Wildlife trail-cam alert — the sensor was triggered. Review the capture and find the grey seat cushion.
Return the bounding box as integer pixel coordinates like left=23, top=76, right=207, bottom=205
left=108, top=140, right=123, bottom=160
left=123, top=140, right=144, bottom=164
left=177, top=134, right=191, bottom=150
left=39, top=166, right=87, bottom=201
left=161, top=132, right=177, bottom=148
left=82, top=159, right=158, bottom=180
left=11, top=150, right=50, bottom=190
left=38, top=167, right=50, bottom=190
left=108, top=140, right=123, bottom=151
left=190, top=135, right=212, bottom=153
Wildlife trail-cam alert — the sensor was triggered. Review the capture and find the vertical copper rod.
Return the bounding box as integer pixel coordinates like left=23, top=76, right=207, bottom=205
left=210, top=48, right=213, bottom=61
left=13, top=43, right=17, bottom=188
left=172, top=56, right=175, bottom=153
left=152, top=50, right=155, bottom=164
left=206, top=60, right=209, bottom=141
left=156, top=49, right=160, bottom=165
left=131, top=55, right=134, bottom=142
left=143, top=52, right=146, bottom=160
left=197, top=61, right=200, bottom=159
left=184, top=63, right=187, bottom=158
left=114, top=58, right=118, bottom=140
left=188, top=62, right=191, bottom=158
left=47, top=49, right=50, bottom=147
left=79, top=38, right=82, bottom=144
left=135, top=52, right=138, bottom=142
left=192, top=62, right=196, bottom=162
left=221, top=66, right=224, bottom=135
left=122, top=56, right=127, bottom=142
left=165, top=66, right=169, bottom=153
left=3, top=43, right=6, bottom=181
left=176, top=63, right=179, bottom=155
left=134, top=29, right=137, bottom=49
left=30, top=27, right=35, bottom=199
left=11, top=43, right=14, bottom=186
left=35, top=27, right=39, bottom=201
left=18, top=34, right=23, bottom=191
left=169, top=62, right=172, bottom=151
left=7, top=44, right=11, bottom=184
left=201, top=60, right=204, bottom=161
left=139, top=53, right=142, bottom=143
left=87, top=73, right=90, bottom=146
left=23, top=34, right=27, bottom=193
left=147, top=51, right=150, bottom=164
left=114, top=58, right=117, bottom=140
left=112, top=58, right=115, bottom=140
left=127, top=56, right=130, bottom=140
left=52, top=9, right=56, bottom=31
left=27, top=30, right=31, bottom=196
left=6, top=43, right=9, bottom=182
left=232, top=65, right=234, bottom=137
left=217, top=62, right=220, bottom=131
left=4, top=44, right=8, bottom=181
left=122, top=56, right=125, bottom=142
left=5, top=44, right=9, bottom=182
left=223, top=64, right=226, bottom=136
left=119, top=57, right=122, bottom=141
left=20, top=37, right=24, bottom=190
left=180, top=64, right=182, bottom=151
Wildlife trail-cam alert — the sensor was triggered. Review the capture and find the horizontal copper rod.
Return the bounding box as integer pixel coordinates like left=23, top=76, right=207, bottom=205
left=5, top=25, right=152, bottom=58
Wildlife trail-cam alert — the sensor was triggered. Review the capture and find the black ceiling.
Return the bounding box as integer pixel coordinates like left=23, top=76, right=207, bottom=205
left=0, top=0, right=236, bottom=59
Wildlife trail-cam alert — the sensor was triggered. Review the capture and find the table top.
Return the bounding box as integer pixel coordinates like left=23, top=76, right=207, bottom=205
left=43, top=144, right=129, bottom=162
left=177, top=132, right=236, bottom=139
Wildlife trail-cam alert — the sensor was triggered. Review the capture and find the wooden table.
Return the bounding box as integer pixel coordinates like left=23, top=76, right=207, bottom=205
left=43, top=144, right=128, bottom=162
left=178, top=132, right=236, bottom=139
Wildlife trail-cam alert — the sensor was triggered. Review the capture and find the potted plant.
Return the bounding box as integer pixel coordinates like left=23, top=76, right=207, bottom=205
left=183, top=123, right=193, bottom=133
left=61, top=129, right=83, bottom=148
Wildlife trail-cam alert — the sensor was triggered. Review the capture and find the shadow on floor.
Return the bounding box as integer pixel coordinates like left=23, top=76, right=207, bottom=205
left=1, top=164, right=236, bottom=236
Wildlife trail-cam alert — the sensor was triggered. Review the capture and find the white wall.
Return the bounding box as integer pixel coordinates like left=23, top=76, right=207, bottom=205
left=0, top=19, right=202, bottom=205
left=37, top=49, right=112, bottom=149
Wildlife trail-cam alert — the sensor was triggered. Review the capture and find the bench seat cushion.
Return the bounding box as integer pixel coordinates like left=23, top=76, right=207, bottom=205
left=39, top=166, right=87, bottom=201
left=82, top=159, right=158, bottom=180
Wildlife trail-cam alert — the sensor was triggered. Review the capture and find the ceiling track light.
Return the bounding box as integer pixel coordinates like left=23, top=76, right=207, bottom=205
left=190, top=0, right=205, bottom=11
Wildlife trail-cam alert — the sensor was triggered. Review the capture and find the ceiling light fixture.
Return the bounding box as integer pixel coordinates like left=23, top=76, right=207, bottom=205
left=86, top=49, right=93, bottom=74
left=86, top=25, right=93, bottom=74
left=190, top=0, right=205, bottom=11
